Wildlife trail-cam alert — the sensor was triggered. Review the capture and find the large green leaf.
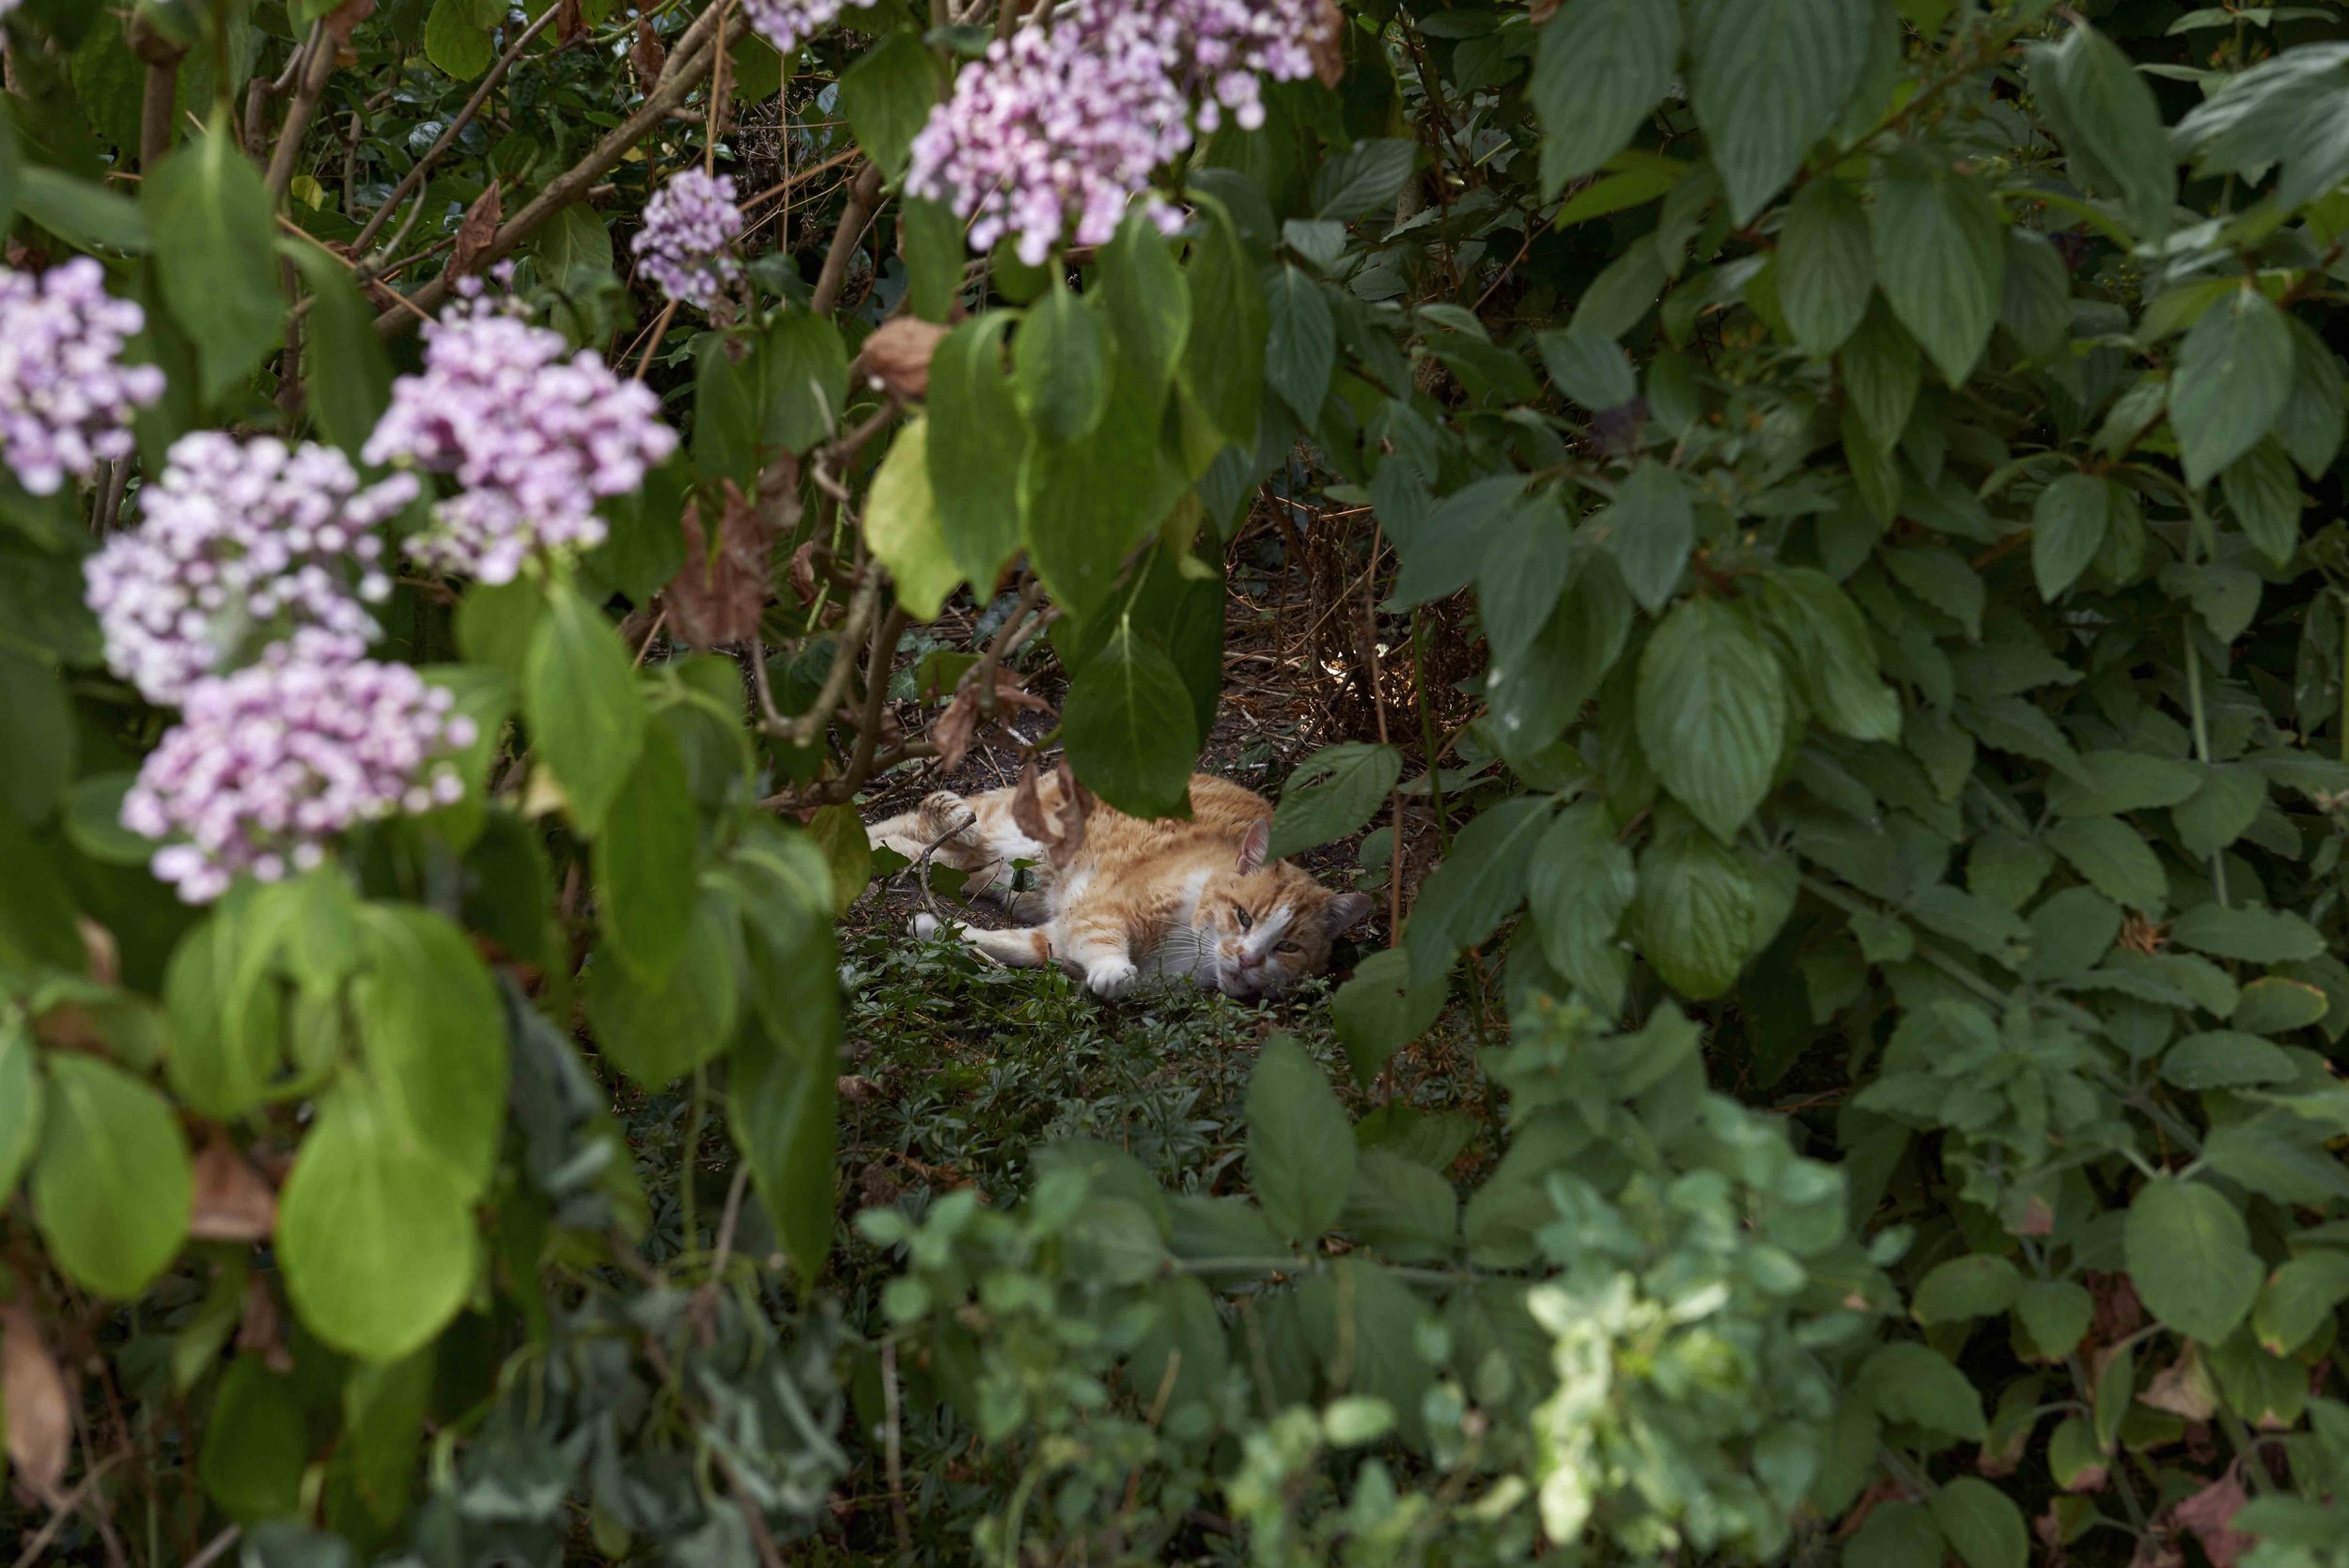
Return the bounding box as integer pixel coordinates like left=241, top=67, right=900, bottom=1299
left=285, top=242, right=394, bottom=458
left=2034, top=21, right=2173, bottom=241
left=31, top=1055, right=191, bottom=1299
left=1635, top=598, right=1788, bottom=841
left=1688, top=0, right=1872, bottom=223
left=593, top=721, right=698, bottom=983
left=2170, top=903, right=2326, bottom=963
left=2031, top=473, right=2110, bottom=600
left=1061, top=622, right=1199, bottom=818
left=144, top=117, right=286, bottom=403
left=1177, top=197, right=1267, bottom=446
left=1778, top=177, right=1875, bottom=355
left=1477, top=495, right=1579, bottom=667
left=1330, top=949, right=1448, bottom=1086
left=1099, top=212, right=1190, bottom=398
left=838, top=29, right=936, bottom=179
left=0, top=644, right=73, bottom=821
left=1015, top=280, right=1109, bottom=446
left=1603, top=461, right=1694, bottom=613
left=1527, top=800, right=1636, bottom=1013
left=588, top=882, right=744, bottom=1089
left=1635, top=806, right=1757, bottom=1000
left=1930, top=1476, right=2029, bottom=1568
left=926, top=313, right=1025, bottom=593
left=1268, top=743, right=1401, bottom=862
left=2046, top=817, right=2166, bottom=914
left=2170, top=285, right=2293, bottom=488
left=198, top=1359, right=307, bottom=1523
left=1872, top=148, right=2006, bottom=387
left=0, top=1021, right=38, bottom=1203
left=353, top=907, right=507, bottom=1202
left=1531, top=0, right=1682, bottom=194
left=1755, top=567, right=1901, bottom=742
left=864, top=416, right=960, bottom=620
left=1246, top=1035, right=1356, bottom=1245
left=2124, top=1178, right=2261, bottom=1343
left=278, top=1083, right=476, bottom=1361
left=523, top=579, right=646, bottom=837
left=1266, top=265, right=1335, bottom=424
left=758, top=310, right=850, bottom=453
left=1402, top=797, right=1556, bottom=983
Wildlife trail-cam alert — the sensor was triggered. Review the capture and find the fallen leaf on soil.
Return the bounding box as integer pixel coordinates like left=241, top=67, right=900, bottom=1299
left=1, top=1305, right=72, bottom=1505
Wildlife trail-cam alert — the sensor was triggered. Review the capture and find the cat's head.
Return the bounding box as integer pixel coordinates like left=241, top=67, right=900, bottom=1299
left=1195, top=819, right=1376, bottom=1000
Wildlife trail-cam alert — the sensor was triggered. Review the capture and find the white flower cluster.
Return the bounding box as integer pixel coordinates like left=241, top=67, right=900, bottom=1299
left=0, top=258, right=166, bottom=496
left=633, top=168, right=746, bottom=311
left=740, top=0, right=881, bottom=54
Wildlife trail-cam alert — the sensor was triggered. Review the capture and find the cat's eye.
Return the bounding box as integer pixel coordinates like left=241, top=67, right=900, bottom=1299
left=1234, top=906, right=1252, bottom=930
left=1276, top=941, right=1301, bottom=955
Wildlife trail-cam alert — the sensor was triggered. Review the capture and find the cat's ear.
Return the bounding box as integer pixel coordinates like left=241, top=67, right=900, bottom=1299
left=1237, top=817, right=1270, bottom=874
left=1324, top=892, right=1376, bottom=937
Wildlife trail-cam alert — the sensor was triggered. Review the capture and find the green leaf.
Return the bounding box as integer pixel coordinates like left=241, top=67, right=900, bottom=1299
left=1332, top=948, right=1448, bottom=1085
left=1268, top=743, right=1401, bottom=861
left=1999, top=229, right=2070, bottom=360
left=589, top=882, right=743, bottom=1089
left=2170, top=903, right=2326, bottom=964
left=523, top=579, right=646, bottom=838
left=2253, top=1251, right=2349, bottom=1356
left=1841, top=300, right=1921, bottom=446
left=1930, top=1476, right=2029, bottom=1568
left=1179, top=197, right=1267, bottom=446
left=864, top=415, right=960, bottom=620
left=2037, top=21, right=2174, bottom=241
left=2046, top=749, right=2202, bottom=816
left=1859, top=1342, right=1985, bottom=1442
left=1528, top=801, right=1637, bottom=1013
left=900, top=195, right=964, bottom=323
left=1757, top=567, right=1902, bottom=742
left=1061, top=622, right=1200, bottom=818
left=926, top=313, right=1024, bottom=593
left=423, top=0, right=495, bottom=77
left=17, top=167, right=150, bottom=254
left=278, top=1084, right=476, bottom=1361
left=1486, top=550, right=1635, bottom=761
left=1099, top=212, right=1190, bottom=397
left=2173, top=764, right=2266, bottom=860
left=1538, top=326, right=1639, bottom=410
left=1247, top=1035, right=1356, bottom=1245
left=285, top=242, right=393, bottom=458
left=1603, top=460, right=1694, bottom=613
left=1403, top=797, right=1555, bottom=983
left=838, top=29, right=936, bottom=179
left=353, top=908, right=506, bottom=1202
left=144, top=116, right=286, bottom=403
left=728, top=995, right=840, bottom=1283
left=199, top=1359, right=307, bottom=1523
left=1872, top=147, right=2006, bottom=387
left=2014, top=1279, right=2094, bottom=1360
left=1266, top=265, right=1334, bottom=423
left=2221, top=440, right=2302, bottom=566
left=343, top=1347, right=433, bottom=1528
left=1015, top=279, right=1109, bottom=445
left=1342, top=1151, right=1456, bottom=1262
left=0, top=644, right=73, bottom=821
left=1688, top=0, right=1872, bottom=224
left=2170, top=285, right=2293, bottom=489
left=2032, top=473, right=2109, bottom=600
left=1636, top=598, right=1788, bottom=841
left=527, top=201, right=615, bottom=298
left=1912, top=1253, right=2021, bottom=1325
left=2046, top=817, right=2166, bottom=913
left=2232, top=975, right=2328, bottom=1036
left=2125, top=1178, right=2262, bottom=1343
left=1309, top=139, right=1418, bottom=222
left=1477, top=496, right=1578, bottom=666
left=1779, top=177, right=1875, bottom=355
left=0, top=1021, right=41, bottom=1201
left=162, top=908, right=288, bottom=1120
left=758, top=310, right=850, bottom=453
left=594, top=721, right=697, bottom=983
left=1635, top=805, right=1758, bottom=1000
left=2279, top=317, right=2345, bottom=479
left=31, top=1055, right=191, bottom=1299
left=1532, top=0, right=1681, bottom=193
left=1844, top=1502, right=1947, bottom=1568
left=2161, top=1031, right=2296, bottom=1090
left=692, top=338, right=758, bottom=486
left=2027, top=886, right=2120, bottom=982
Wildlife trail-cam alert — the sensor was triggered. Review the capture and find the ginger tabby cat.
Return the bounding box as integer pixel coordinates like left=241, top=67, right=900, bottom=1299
left=866, top=771, right=1374, bottom=1000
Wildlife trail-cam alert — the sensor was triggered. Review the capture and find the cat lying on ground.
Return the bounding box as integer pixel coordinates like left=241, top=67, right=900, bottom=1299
left=866, top=771, right=1374, bottom=1000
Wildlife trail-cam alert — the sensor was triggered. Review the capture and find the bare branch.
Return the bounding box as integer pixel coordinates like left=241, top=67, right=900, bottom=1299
left=265, top=23, right=337, bottom=203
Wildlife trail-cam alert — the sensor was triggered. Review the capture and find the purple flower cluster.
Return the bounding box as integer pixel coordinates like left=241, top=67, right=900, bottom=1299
left=0, top=257, right=166, bottom=496
left=122, top=642, right=476, bottom=904
left=741, top=0, right=879, bottom=53
left=633, top=168, right=745, bottom=311
left=363, top=293, right=678, bottom=583
left=905, top=0, right=1330, bottom=264
left=85, top=433, right=417, bottom=706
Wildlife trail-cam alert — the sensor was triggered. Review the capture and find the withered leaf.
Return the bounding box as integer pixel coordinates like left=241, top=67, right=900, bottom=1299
left=854, top=317, right=951, bottom=401
left=1, top=1305, right=72, bottom=1505
left=451, top=181, right=504, bottom=280
left=188, top=1139, right=278, bottom=1243
left=665, top=481, right=776, bottom=647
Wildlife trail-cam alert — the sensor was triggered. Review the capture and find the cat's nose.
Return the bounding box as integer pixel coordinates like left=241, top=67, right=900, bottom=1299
left=1237, top=950, right=1264, bottom=970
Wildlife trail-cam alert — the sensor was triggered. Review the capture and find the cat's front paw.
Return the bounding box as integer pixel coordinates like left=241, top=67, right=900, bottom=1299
left=1085, top=958, right=1140, bottom=999
left=910, top=913, right=951, bottom=939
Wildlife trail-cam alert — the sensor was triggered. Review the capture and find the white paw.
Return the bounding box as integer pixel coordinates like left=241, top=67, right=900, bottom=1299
left=1085, top=959, right=1140, bottom=999
left=910, top=913, right=942, bottom=939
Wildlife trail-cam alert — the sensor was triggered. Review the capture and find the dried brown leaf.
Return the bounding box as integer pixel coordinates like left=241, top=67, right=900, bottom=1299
left=931, top=688, right=979, bottom=774
left=188, top=1139, right=278, bottom=1243
left=237, top=1276, right=291, bottom=1373
left=451, top=181, right=504, bottom=280
left=665, top=482, right=776, bottom=647
left=854, top=317, right=952, bottom=400
left=1309, top=0, right=1346, bottom=88
left=1, top=1305, right=72, bottom=1505
left=2171, top=1476, right=2254, bottom=1568
left=2140, top=1351, right=2219, bottom=1421
left=324, top=0, right=377, bottom=48
left=556, top=0, right=584, bottom=46
left=630, top=19, right=667, bottom=93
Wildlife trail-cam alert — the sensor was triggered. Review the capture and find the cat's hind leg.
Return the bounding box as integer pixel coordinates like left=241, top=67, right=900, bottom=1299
left=870, top=790, right=984, bottom=865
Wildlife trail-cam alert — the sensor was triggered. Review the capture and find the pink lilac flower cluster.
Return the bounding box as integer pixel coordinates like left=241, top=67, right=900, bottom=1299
left=362, top=288, right=678, bottom=584
left=905, top=0, right=1329, bottom=265
left=0, top=257, right=166, bottom=496
left=85, top=433, right=417, bottom=706
left=741, top=0, right=879, bottom=53
left=122, top=640, right=476, bottom=904
left=632, top=168, right=745, bottom=311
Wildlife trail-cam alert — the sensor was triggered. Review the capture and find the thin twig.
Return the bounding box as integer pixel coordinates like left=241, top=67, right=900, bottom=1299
left=8, top=1453, right=130, bottom=1568
left=264, top=23, right=336, bottom=203
left=809, top=163, right=883, bottom=316
left=882, top=1339, right=914, bottom=1559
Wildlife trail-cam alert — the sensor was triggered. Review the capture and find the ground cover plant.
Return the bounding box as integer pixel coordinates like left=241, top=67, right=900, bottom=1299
left=6, top=0, right=2349, bottom=1562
